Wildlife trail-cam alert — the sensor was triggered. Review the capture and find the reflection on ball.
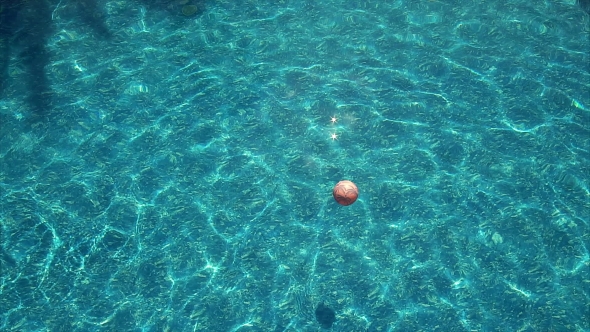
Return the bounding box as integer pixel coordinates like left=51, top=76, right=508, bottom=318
left=332, top=180, right=358, bottom=206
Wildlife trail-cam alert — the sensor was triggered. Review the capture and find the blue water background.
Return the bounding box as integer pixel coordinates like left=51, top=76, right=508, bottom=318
left=1, top=0, right=589, bottom=331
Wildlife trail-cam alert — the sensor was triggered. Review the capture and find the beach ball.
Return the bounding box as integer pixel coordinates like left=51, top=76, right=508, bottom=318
left=332, top=180, right=358, bottom=206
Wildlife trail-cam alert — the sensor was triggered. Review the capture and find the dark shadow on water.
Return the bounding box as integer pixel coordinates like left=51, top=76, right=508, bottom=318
left=0, top=0, right=207, bottom=124
left=64, top=0, right=114, bottom=40
left=1, top=0, right=54, bottom=115
left=0, top=2, right=17, bottom=97
left=315, top=302, right=336, bottom=329
left=579, top=0, right=590, bottom=14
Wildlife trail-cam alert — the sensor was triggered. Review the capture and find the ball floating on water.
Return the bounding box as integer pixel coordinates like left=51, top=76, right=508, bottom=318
left=332, top=180, right=358, bottom=206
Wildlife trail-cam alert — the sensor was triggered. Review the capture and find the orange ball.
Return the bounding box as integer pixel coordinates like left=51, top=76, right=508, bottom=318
left=333, top=180, right=359, bottom=206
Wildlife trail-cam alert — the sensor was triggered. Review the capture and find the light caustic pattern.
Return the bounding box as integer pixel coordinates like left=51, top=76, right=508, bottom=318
left=0, top=0, right=588, bottom=331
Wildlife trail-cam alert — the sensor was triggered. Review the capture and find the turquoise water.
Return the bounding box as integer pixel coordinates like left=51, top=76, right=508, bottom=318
left=1, top=0, right=589, bottom=331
